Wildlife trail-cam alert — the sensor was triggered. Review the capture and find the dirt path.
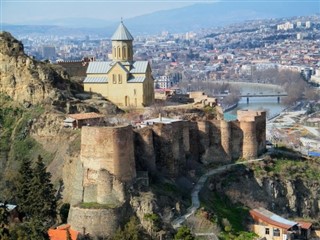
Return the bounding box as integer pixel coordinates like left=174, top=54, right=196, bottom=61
left=171, top=158, right=265, bottom=237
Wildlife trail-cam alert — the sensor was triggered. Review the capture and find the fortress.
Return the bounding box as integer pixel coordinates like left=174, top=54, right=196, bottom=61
left=67, top=109, right=266, bottom=237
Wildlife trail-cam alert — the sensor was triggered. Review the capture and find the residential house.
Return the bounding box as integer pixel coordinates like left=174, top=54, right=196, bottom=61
left=250, top=207, right=312, bottom=240
left=63, top=112, right=104, bottom=129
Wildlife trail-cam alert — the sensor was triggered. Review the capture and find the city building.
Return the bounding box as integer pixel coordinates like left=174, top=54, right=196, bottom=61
left=250, top=207, right=312, bottom=240
left=83, top=21, right=154, bottom=107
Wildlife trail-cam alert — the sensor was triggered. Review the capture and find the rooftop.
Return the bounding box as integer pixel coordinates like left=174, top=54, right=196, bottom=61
left=250, top=207, right=298, bottom=230
left=67, top=112, right=105, bottom=121
left=111, top=22, right=134, bottom=41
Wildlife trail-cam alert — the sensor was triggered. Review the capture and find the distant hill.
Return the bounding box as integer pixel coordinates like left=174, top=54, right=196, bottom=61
left=2, top=1, right=319, bottom=36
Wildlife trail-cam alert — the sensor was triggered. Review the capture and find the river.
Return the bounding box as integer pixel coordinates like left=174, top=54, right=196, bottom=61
left=223, top=82, right=286, bottom=120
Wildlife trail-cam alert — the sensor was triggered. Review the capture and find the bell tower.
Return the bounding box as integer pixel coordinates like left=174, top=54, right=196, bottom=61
left=111, top=21, right=134, bottom=62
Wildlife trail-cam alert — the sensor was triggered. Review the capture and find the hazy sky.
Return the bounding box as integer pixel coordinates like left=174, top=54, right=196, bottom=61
left=1, top=0, right=206, bottom=24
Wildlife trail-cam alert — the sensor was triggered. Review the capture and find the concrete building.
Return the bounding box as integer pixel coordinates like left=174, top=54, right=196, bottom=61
left=83, top=21, right=154, bottom=107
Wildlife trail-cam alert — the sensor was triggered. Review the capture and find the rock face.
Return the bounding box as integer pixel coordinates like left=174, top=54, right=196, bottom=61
left=207, top=160, right=320, bottom=221
left=0, top=32, right=73, bottom=106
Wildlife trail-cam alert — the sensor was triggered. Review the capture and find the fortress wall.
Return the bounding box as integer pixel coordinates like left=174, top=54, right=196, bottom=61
left=57, top=61, right=87, bottom=77
left=230, top=121, right=243, bottom=160
left=81, top=126, right=135, bottom=183
left=240, top=120, right=258, bottom=159
left=255, top=111, right=267, bottom=154
left=96, top=169, right=113, bottom=204
left=197, top=121, right=210, bottom=155
left=81, top=127, right=114, bottom=173
left=134, top=128, right=156, bottom=172
left=188, top=121, right=200, bottom=163
left=153, top=123, right=174, bottom=175
left=210, top=120, right=222, bottom=145
left=220, top=120, right=232, bottom=161
left=68, top=205, right=127, bottom=238
left=152, top=121, right=187, bottom=176
left=183, top=121, right=190, bottom=153
left=112, top=125, right=136, bottom=182
left=172, top=121, right=187, bottom=173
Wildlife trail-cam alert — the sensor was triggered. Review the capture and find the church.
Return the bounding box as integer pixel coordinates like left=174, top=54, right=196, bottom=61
left=83, top=22, right=154, bottom=107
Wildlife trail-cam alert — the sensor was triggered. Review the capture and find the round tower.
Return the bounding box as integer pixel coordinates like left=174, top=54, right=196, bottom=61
left=220, top=120, right=232, bottom=161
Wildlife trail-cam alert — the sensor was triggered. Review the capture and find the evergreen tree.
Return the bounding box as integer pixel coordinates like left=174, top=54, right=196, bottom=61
left=16, top=158, right=34, bottom=219
left=0, top=201, right=10, bottom=239
left=30, top=155, right=57, bottom=226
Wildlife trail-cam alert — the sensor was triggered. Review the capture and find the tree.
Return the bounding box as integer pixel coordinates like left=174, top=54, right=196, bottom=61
left=59, top=203, right=70, bottom=223
left=14, top=155, right=58, bottom=238
left=111, top=216, right=141, bottom=240
left=174, top=226, right=195, bottom=240
left=29, top=155, right=57, bottom=226
left=0, top=201, right=10, bottom=239
left=16, top=158, right=34, bottom=219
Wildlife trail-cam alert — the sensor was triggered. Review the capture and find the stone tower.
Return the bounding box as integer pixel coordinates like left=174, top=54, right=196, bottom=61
left=237, top=110, right=266, bottom=159
left=68, top=125, right=136, bottom=237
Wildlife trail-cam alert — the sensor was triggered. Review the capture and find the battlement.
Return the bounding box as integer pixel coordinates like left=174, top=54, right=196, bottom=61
left=69, top=110, right=266, bottom=237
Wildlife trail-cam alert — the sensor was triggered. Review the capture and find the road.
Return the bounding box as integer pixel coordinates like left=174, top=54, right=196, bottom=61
left=171, top=158, right=265, bottom=238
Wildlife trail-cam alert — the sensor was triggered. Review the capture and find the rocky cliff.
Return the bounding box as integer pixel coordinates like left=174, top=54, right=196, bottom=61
left=206, top=157, right=320, bottom=225
left=0, top=32, right=73, bottom=107
left=0, top=32, right=122, bottom=202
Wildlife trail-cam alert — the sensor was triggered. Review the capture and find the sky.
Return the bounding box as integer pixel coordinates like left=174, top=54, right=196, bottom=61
left=1, top=0, right=205, bottom=24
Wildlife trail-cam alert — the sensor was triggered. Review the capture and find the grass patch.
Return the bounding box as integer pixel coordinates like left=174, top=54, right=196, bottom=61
left=250, top=158, right=320, bottom=181
left=200, top=190, right=249, bottom=233
left=78, top=202, right=119, bottom=209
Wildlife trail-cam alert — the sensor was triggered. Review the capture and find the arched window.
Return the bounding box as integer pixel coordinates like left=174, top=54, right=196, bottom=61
left=113, top=74, right=117, bottom=84
left=123, top=47, right=126, bottom=59
left=113, top=47, right=116, bottom=58
left=118, top=74, right=122, bottom=84
left=117, top=47, right=121, bottom=59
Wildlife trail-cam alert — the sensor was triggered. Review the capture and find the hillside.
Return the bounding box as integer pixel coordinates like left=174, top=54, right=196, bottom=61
left=199, top=154, right=320, bottom=238
left=0, top=32, right=122, bottom=202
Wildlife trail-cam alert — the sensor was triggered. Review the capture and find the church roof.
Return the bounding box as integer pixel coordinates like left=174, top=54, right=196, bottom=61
left=86, top=62, right=112, bottom=73
left=127, top=76, right=146, bottom=83
left=83, top=76, right=108, bottom=83
left=130, top=61, right=149, bottom=73
left=111, top=22, right=134, bottom=41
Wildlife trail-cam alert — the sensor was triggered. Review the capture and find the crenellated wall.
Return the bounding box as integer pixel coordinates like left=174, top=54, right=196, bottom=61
left=68, top=110, right=266, bottom=237
left=133, top=110, right=266, bottom=177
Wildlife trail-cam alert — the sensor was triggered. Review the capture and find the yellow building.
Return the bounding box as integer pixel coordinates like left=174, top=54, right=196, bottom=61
left=83, top=22, right=154, bottom=107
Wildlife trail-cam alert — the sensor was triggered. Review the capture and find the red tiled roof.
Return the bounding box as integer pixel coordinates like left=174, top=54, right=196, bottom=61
left=68, top=112, right=104, bottom=120
left=48, top=224, right=79, bottom=240
left=298, top=221, right=312, bottom=230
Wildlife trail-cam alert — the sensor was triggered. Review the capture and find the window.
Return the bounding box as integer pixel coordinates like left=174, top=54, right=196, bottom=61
left=123, top=46, right=126, bottom=58
left=113, top=74, right=117, bottom=84
left=273, top=228, right=280, bottom=237
left=117, top=47, right=120, bottom=58
left=134, top=89, right=137, bottom=95
left=113, top=47, right=116, bottom=58
left=265, top=228, right=269, bottom=235
left=118, top=74, right=122, bottom=84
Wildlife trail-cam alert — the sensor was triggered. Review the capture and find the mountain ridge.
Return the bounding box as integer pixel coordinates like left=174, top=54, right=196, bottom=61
left=3, top=1, right=319, bottom=36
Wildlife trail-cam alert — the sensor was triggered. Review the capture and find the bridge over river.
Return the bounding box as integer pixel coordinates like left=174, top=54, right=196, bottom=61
left=214, top=92, right=287, bottom=103
left=240, top=92, right=287, bottom=103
